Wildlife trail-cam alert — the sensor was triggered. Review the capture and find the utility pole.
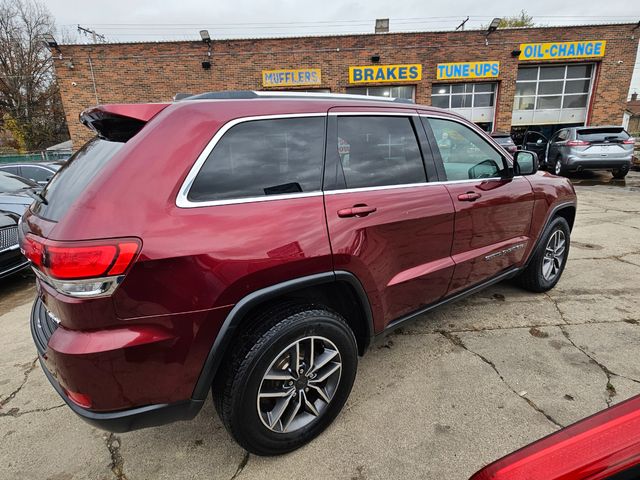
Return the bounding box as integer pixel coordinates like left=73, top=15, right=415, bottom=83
left=77, top=25, right=106, bottom=43
left=455, top=16, right=470, bottom=31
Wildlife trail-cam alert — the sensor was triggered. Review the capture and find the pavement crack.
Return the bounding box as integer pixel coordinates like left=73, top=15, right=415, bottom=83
left=544, top=293, right=568, bottom=324
left=0, top=357, right=38, bottom=409
left=106, top=433, right=128, bottom=480
left=0, top=404, right=65, bottom=418
left=440, top=331, right=564, bottom=429
left=230, top=451, right=250, bottom=480
left=558, top=326, right=622, bottom=408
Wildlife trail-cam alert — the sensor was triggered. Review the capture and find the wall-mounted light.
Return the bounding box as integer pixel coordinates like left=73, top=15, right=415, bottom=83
left=485, top=18, right=501, bottom=46
left=202, top=60, right=211, bottom=70
left=200, top=30, right=211, bottom=44
left=511, top=49, right=522, bottom=57
left=371, top=54, right=380, bottom=63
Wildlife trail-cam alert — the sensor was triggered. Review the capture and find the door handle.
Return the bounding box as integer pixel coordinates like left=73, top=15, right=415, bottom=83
left=457, top=192, right=481, bottom=202
left=337, top=205, right=377, bottom=218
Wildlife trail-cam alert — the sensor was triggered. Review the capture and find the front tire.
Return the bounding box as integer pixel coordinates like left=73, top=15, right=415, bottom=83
left=213, top=304, right=358, bottom=456
left=515, top=216, right=571, bottom=293
left=553, top=156, right=566, bottom=176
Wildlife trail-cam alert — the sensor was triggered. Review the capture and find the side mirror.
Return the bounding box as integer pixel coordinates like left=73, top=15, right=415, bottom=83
left=513, top=150, right=538, bottom=176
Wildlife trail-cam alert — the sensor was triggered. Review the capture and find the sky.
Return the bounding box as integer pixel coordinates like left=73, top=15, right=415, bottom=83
left=46, top=0, right=640, bottom=96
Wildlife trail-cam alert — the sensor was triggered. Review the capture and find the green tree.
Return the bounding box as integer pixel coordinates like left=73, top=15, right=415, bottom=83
left=498, top=10, right=536, bottom=28
left=0, top=0, right=69, bottom=152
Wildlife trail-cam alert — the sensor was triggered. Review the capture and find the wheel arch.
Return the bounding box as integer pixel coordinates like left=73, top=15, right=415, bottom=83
left=191, top=271, right=374, bottom=401
left=523, top=200, right=576, bottom=269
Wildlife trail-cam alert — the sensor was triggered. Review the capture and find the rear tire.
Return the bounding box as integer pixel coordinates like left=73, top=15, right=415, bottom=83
left=213, top=304, right=358, bottom=456
left=612, top=168, right=628, bottom=179
left=515, top=216, right=571, bottom=293
left=553, top=156, right=566, bottom=176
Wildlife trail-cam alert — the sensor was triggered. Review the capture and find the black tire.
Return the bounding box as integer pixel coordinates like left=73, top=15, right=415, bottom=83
left=515, top=216, right=571, bottom=293
left=612, top=168, right=628, bottom=179
left=553, top=156, right=566, bottom=176
left=213, top=303, right=358, bottom=456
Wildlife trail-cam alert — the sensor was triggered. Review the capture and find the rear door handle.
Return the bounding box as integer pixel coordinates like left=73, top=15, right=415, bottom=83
left=457, top=192, right=481, bottom=202
left=337, top=205, right=377, bottom=218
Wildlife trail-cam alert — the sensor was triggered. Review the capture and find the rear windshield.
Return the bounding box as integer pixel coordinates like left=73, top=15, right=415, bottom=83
left=30, top=137, right=124, bottom=221
left=0, top=172, right=38, bottom=192
left=577, top=127, right=630, bottom=143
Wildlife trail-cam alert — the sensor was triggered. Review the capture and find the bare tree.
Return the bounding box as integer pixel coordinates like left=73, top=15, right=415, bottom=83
left=0, top=0, right=69, bottom=152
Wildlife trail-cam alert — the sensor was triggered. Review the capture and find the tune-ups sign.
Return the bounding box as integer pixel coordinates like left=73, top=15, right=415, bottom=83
left=436, top=61, right=500, bottom=80
left=518, top=40, right=606, bottom=61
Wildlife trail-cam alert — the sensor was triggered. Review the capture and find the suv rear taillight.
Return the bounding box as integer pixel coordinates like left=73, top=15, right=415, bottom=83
left=566, top=140, right=590, bottom=146
left=21, top=234, right=141, bottom=297
left=623, top=138, right=636, bottom=144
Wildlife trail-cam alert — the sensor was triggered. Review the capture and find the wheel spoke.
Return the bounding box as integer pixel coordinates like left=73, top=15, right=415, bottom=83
left=309, top=362, right=341, bottom=384
left=263, top=368, right=295, bottom=382
left=289, top=341, right=301, bottom=374
left=310, top=348, right=339, bottom=374
left=301, top=390, right=319, bottom=417
left=282, top=391, right=303, bottom=432
left=259, top=389, right=294, bottom=399
left=308, top=337, right=315, bottom=372
left=307, top=383, right=331, bottom=404
left=267, top=390, right=296, bottom=428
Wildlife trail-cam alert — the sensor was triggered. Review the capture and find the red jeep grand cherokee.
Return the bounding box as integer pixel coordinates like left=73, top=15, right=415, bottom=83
left=21, top=91, right=576, bottom=455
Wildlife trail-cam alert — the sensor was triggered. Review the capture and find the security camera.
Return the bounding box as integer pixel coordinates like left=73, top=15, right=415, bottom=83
left=71, top=81, right=77, bottom=86
left=617, top=60, right=624, bottom=64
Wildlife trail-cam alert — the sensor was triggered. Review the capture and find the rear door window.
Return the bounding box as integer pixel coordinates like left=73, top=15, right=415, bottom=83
left=332, top=116, right=426, bottom=189
left=577, top=127, right=630, bottom=143
left=31, top=138, right=124, bottom=221
left=21, top=166, right=53, bottom=183
left=188, top=117, right=325, bottom=203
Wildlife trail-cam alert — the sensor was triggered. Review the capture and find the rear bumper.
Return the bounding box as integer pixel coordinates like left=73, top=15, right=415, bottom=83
left=38, top=355, right=204, bottom=432
left=30, top=297, right=208, bottom=432
left=565, top=156, right=632, bottom=171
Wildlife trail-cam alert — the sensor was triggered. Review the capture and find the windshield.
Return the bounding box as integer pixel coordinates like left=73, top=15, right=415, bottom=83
left=0, top=171, right=38, bottom=192
left=30, top=137, right=124, bottom=221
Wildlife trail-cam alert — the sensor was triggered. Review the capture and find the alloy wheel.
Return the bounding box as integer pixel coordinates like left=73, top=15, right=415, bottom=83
left=554, top=159, right=562, bottom=175
left=542, top=229, right=566, bottom=281
left=257, top=336, right=342, bottom=434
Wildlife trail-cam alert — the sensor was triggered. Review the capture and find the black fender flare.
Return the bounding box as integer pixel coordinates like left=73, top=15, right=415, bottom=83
left=191, top=270, right=374, bottom=401
left=523, top=200, right=576, bottom=269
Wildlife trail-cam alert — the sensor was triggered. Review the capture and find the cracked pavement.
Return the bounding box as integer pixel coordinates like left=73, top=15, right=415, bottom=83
left=1, top=170, right=640, bottom=479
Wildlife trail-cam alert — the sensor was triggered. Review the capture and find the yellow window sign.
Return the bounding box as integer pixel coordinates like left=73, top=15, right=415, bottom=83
left=519, top=41, right=606, bottom=61
left=436, top=61, right=500, bottom=80
left=349, top=64, right=422, bottom=84
left=262, top=68, right=322, bottom=87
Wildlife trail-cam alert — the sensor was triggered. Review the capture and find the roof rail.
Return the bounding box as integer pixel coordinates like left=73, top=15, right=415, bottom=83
left=175, top=90, right=414, bottom=104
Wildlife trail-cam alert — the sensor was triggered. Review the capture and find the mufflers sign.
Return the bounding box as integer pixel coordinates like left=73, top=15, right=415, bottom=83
left=262, top=68, right=322, bottom=87
left=518, top=40, right=606, bottom=61
left=349, top=64, right=422, bottom=83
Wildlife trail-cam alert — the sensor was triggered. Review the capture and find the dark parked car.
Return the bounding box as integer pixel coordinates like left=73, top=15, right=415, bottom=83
left=0, top=161, right=64, bottom=186
left=21, top=92, right=577, bottom=455
left=490, top=132, right=518, bottom=155
left=0, top=210, right=29, bottom=279
left=546, top=126, right=634, bottom=178
left=0, top=171, right=38, bottom=215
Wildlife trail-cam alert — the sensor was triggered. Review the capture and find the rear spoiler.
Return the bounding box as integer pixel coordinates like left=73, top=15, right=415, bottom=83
left=79, top=103, right=170, bottom=142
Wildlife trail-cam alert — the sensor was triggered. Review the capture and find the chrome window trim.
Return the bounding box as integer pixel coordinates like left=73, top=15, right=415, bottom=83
left=176, top=113, right=327, bottom=208
left=328, top=111, right=418, bottom=116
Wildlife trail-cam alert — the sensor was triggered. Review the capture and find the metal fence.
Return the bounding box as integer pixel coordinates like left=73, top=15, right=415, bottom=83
left=0, top=151, right=71, bottom=164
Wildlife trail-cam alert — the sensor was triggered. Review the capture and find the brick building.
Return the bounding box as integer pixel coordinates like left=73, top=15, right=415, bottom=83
left=51, top=23, right=639, bottom=147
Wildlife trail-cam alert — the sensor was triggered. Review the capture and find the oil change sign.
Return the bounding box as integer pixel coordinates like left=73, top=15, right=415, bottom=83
left=262, top=68, right=322, bottom=87
left=436, top=61, right=500, bottom=80
left=349, top=64, right=422, bottom=84
left=518, top=40, right=606, bottom=61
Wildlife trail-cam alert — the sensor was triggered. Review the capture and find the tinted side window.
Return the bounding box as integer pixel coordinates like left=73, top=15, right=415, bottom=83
left=188, top=117, right=325, bottom=202
left=428, top=118, right=506, bottom=181
left=335, top=116, right=426, bottom=189
left=0, top=165, right=19, bottom=175
left=21, top=166, right=52, bottom=183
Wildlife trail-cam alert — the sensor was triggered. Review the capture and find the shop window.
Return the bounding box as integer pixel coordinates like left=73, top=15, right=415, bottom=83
left=431, top=82, right=496, bottom=109
left=346, top=86, right=415, bottom=101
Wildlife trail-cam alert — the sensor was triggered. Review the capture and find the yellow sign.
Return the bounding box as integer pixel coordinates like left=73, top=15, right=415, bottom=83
left=262, top=68, right=321, bottom=87
left=518, top=40, right=606, bottom=61
left=436, top=61, right=500, bottom=80
left=349, top=64, right=422, bottom=84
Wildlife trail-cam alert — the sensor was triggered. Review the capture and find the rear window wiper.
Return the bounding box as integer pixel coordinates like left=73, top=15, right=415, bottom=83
left=24, top=187, right=48, bottom=205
